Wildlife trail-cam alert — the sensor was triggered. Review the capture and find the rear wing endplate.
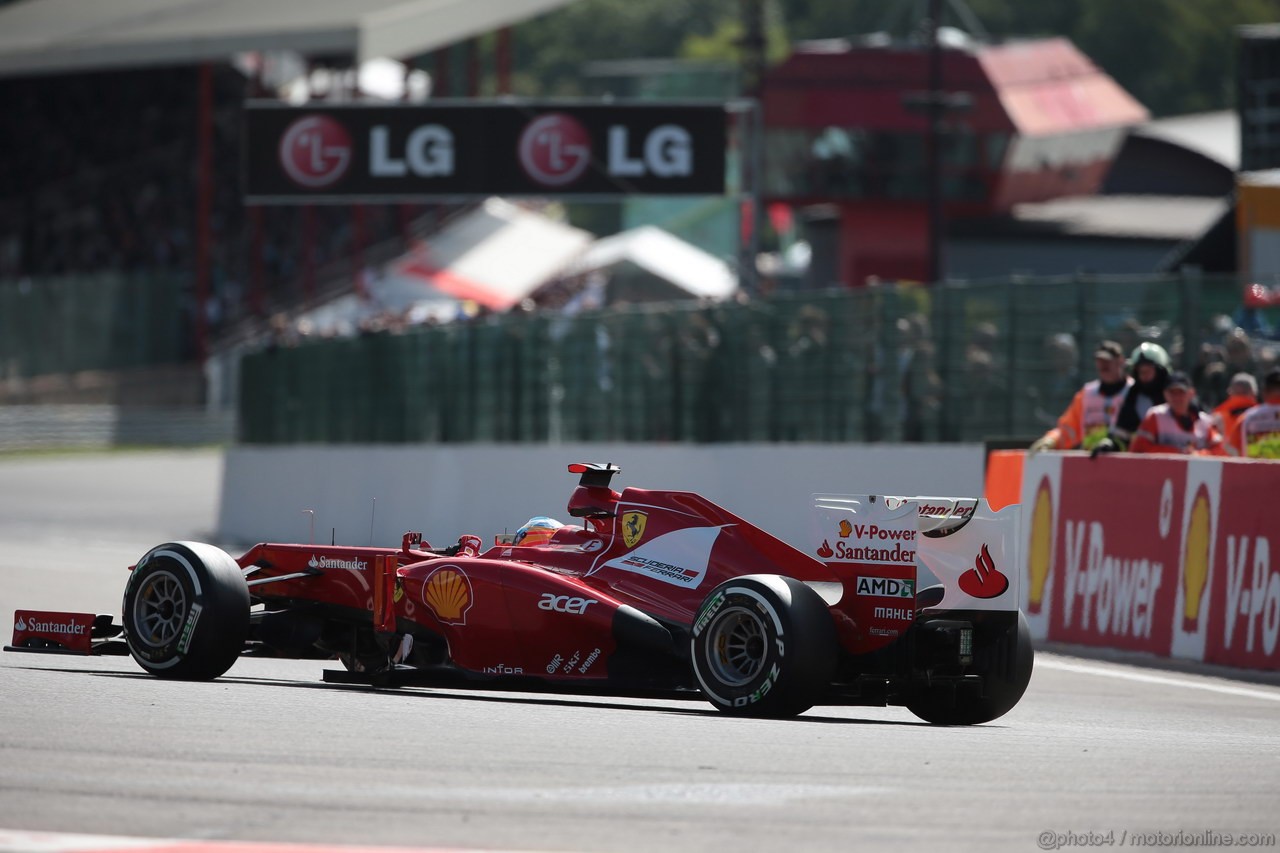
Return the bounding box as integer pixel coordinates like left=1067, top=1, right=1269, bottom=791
left=811, top=495, right=1022, bottom=612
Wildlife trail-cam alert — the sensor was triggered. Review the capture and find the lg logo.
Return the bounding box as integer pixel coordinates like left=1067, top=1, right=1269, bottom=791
left=519, top=113, right=592, bottom=187
left=279, top=115, right=352, bottom=188
left=370, top=124, right=454, bottom=177
left=276, top=111, right=698, bottom=191
left=538, top=593, right=597, bottom=615
left=517, top=112, right=694, bottom=188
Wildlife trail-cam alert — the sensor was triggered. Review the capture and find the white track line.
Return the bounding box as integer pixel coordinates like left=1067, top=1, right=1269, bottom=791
left=0, top=830, right=523, bottom=853
left=1038, top=657, right=1280, bottom=702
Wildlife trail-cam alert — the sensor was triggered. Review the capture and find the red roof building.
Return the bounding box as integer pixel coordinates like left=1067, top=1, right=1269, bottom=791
left=762, top=35, right=1149, bottom=285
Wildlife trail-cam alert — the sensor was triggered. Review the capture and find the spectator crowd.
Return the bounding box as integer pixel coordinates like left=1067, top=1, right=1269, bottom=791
left=1032, top=330, right=1280, bottom=459
left=0, top=66, right=440, bottom=338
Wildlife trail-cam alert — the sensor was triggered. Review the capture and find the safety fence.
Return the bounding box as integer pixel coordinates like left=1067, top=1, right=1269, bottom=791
left=0, top=272, right=187, bottom=379
left=0, top=405, right=234, bottom=452
left=237, top=272, right=1266, bottom=444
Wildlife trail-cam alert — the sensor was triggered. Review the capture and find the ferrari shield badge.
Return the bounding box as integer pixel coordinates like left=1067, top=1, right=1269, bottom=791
left=621, top=511, right=648, bottom=548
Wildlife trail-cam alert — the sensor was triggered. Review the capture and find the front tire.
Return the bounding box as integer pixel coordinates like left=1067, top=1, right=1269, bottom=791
left=690, top=575, right=838, bottom=718
left=122, top=541, right=250, bottom=680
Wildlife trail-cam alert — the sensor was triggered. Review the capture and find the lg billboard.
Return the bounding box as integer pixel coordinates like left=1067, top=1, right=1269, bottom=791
left=244, top=103, right=728, bottom=201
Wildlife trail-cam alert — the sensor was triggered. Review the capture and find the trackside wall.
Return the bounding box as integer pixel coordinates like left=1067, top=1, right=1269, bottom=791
left=217, top=443, right=985, bottom=553
left=1018, top=451, right=1280, bottom=671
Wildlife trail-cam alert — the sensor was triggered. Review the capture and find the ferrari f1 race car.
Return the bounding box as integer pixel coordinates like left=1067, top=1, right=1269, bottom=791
left=7, top=463, right=1033, bottom=724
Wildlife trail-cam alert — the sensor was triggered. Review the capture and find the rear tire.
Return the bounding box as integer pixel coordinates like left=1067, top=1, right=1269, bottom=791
left=907, top=611, right=1034, bottom=725
left=123, top=541, right=250, bottom=680
left=690, top=575, right=837, bottom=718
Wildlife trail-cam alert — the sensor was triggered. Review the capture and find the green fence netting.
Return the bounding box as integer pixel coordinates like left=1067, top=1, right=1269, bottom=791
left=0, top=272, right=187, bottom=378
left=239, top=272, right=1264, bottom=444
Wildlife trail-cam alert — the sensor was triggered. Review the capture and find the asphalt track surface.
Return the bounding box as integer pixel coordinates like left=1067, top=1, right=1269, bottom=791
left=2, top=450, right=1279, bottom=853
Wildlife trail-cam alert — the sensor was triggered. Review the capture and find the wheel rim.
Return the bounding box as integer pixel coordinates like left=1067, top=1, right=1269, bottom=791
left=133, top=569, right=188, bottom=647
left=705, top=605, right=768, bottom=687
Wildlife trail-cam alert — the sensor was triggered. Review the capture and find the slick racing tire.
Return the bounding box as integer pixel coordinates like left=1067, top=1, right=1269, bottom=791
left=690, top=575, right=838, bottom=718
left=123, top=541, right=250, bottom=680
left=907, top=611, right=1034, bottom=725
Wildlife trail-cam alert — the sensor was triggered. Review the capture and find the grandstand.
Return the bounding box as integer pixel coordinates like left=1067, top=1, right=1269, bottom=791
left=0, top=0, right=571, bottom=410
left=1, top=2, right=1275, bottom=450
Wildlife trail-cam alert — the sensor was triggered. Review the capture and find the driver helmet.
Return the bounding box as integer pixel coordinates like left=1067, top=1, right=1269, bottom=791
left=1130, top=342, right=1170, bottom=371
left=514, top=516, right=563, bottom=546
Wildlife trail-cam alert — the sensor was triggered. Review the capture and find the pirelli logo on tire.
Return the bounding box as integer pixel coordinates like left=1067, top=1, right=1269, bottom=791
left=177, top=602, right=203, bottom=655
left=692, top=590, right=726, bottom=637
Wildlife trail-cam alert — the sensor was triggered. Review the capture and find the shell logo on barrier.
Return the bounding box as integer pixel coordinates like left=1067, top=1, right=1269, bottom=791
left=1181, top=485, right=1212, bottom=632
left=422, top=566, right=473, bottom=625
left=1027, top=478, right=1054, bottom=614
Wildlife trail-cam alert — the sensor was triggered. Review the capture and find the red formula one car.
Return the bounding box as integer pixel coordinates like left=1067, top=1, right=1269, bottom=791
left=7, top=463, right=1033, bottom=723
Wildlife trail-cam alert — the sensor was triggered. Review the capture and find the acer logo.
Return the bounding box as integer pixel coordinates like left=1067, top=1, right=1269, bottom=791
left=538, top=594, right=597, bottom=615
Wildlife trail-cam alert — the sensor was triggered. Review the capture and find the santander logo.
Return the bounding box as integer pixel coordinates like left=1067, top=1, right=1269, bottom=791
left=17, top=615, right=86, bottom=635
left=958, top=544, right=1009, bottom=599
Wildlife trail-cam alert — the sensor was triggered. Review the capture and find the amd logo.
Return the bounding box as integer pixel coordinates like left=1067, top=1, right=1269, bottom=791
left=856, top=577, right=915, bottom=599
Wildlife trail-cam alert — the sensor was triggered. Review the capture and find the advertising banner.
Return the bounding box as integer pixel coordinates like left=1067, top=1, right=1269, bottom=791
left=1018, top=453, right=1280, bottom=671
left=1205, top=462, right=1280, bottom=668
left=244, top=103, right=728, bottom=202
left=1050, top=455, right=1183, bottom=656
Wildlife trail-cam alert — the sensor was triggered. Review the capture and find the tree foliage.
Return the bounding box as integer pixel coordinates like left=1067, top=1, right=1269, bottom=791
left=513, top=0, right=1280, bottom=116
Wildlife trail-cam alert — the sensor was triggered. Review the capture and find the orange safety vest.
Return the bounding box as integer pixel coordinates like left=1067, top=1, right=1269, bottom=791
left=1211, top=394, right=1257, bottom=456
left=1237, top=402, right=1280, bottom=459
left=1131, top=404, right=1224, bottom=455
left=1051, top=378, right=1132, bottom=450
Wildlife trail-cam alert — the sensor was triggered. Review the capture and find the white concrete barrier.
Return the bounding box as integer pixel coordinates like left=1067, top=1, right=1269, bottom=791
left=218, top=443, right=985, bottom=551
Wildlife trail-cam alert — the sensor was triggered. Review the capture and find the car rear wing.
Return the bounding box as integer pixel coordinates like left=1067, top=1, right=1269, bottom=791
left=811, top=494, right=1022, bottom=612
